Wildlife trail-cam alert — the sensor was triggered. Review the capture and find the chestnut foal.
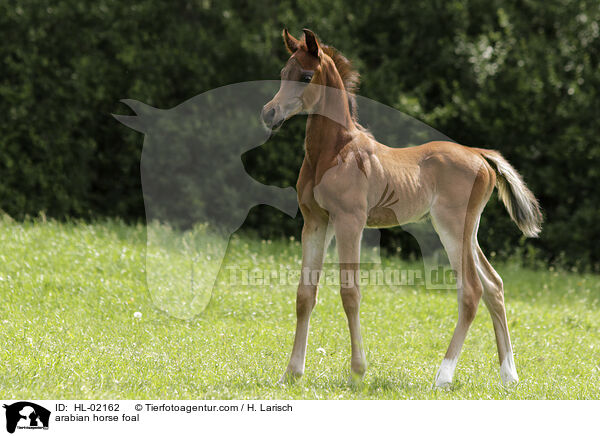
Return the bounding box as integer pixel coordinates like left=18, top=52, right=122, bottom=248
left=262, top=29, right=542, bottom=387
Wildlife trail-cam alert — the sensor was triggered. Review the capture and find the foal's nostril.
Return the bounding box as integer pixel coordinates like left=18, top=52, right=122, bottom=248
left=262, top=107, right=275, bottom=126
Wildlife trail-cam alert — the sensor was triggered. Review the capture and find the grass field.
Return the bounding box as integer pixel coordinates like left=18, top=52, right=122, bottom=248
left=0, top=217, right=598, bottom=399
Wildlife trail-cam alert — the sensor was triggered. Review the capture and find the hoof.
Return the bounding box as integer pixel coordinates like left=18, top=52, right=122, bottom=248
left=350, top=356, right=367, bottom=377
left=500, top=353, right=519, bottom=386
left=434, top=380, right=452, bottom=389
left=278, top=370, right=303, bottom=385
left=433, top=368, right=453, bottom=389
left=500, top=370, right=519, bottom=386
left=433, top=375, right=452, bottom=389
left=348, top=371, right=365, bottom=385
left=434, top=357, right=457, bottom=389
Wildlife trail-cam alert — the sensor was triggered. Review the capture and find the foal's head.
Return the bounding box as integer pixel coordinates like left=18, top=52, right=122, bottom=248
left=261, top=28, right=359, bottom=131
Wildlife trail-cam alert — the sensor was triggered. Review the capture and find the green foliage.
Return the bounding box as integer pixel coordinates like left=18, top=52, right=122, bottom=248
left=1, top=0, right=599, bottom=267
left=0, top=219, right=598, bottom=399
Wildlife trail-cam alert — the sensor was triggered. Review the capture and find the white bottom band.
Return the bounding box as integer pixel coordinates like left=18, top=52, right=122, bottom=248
left=499, top=352, right=519, bottom=384
left=434, top=357, right=458, bottom=387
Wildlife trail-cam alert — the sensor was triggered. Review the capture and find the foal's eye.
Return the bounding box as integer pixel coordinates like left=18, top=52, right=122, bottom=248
left=300, top=74, right=313, bottom=83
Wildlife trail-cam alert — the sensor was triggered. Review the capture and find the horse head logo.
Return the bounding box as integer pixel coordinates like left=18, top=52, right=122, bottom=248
left=3, top=402, right=51, bottom=433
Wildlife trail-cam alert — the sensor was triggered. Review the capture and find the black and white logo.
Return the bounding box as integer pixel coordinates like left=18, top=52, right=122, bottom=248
left=3, top=402, right=50, bottom=433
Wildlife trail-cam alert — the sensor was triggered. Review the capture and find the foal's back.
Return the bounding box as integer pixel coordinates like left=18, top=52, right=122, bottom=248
left=339, top=137, right=494, bottom=228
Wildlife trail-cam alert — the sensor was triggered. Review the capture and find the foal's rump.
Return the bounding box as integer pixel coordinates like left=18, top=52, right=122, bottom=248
left=413, top=141, right=542, bottom=238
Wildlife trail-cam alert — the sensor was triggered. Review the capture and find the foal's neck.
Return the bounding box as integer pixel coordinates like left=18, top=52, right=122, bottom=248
left=304, top=59, right=356, bottom=167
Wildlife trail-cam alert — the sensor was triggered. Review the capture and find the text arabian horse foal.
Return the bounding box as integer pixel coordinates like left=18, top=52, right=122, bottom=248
left=262, top=29, right=542, bottom=387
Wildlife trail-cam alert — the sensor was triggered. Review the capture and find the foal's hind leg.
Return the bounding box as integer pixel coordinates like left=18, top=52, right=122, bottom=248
left=431, top=205, right=484, bottom=388
left=474, top=244, right=519, bottom=384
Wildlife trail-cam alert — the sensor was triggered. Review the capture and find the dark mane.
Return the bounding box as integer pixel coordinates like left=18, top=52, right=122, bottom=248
left=320, top=45, right=369, bottom=133
left=321, top=45, right=360, bottom=96
left=320, top=45, right=359, bottom=121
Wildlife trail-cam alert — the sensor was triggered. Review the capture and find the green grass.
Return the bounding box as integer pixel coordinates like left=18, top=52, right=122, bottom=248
left=0, top=217, right=598, bottom=399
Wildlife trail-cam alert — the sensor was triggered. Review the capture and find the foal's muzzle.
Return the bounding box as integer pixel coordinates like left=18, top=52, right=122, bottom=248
left=261, top=105, right=285, bottom=130
left=261, top=106, right=275, bottom=127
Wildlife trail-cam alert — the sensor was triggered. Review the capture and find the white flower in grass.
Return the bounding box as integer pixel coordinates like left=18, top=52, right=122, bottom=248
left=133, top=311, right=142, bottom=319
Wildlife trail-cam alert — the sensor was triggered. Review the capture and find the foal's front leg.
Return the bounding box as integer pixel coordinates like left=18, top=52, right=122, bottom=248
left=280, top=217, right=331, bottom=382
left=334, top=213, right=367, bottom=377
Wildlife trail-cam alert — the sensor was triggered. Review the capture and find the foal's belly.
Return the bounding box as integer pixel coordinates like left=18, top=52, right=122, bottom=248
left=366, top=178, right=431, bottom=228
left=366, top=203, right=429, bottom=228
left=366, top=207, right=402, bottom=228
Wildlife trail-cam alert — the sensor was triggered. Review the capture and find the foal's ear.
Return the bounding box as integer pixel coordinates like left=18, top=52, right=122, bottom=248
left=302, top=28, right=321, bottom=58
left=282, top=28, right=300, bottom=53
